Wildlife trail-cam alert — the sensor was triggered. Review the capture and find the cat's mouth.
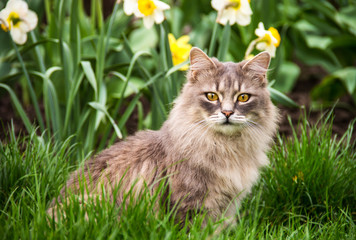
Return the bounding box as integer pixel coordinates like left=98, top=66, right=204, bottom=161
left=222, top=120, right=232, bottom=125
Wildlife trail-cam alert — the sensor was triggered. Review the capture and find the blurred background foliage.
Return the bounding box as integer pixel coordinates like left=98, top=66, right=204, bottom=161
left=0, top=0, right=355, bottom=155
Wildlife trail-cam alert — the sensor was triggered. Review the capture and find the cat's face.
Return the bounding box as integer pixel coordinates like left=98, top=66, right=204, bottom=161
left=181, top=48, right=274, bottom=136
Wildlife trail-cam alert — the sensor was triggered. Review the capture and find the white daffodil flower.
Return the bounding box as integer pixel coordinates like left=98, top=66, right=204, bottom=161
left=244, top=22, right=281, bottom=59
left=0, top=0, right=38, bottom=45
left=254, top=22, right=281, bottom=57
left=211, top=0, right=252, bottom=26
left=123, top=0, right=170, bottom=29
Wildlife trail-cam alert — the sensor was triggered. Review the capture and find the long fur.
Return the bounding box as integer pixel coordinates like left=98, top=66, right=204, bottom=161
left=50, top=48, right=279, bottom=225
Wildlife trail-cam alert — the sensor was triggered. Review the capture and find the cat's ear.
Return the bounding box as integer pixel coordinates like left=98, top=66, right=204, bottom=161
left=189, top=47, right=217, bottom=82
left=242, top=51, right=271, bottom=79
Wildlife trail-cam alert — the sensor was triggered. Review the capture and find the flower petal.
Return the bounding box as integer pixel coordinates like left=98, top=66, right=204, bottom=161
left=23, top=10, right=38, bottom=31
left=266, top=45, right=276, bottom=57
left=0, top=9, right=10, bottom=28
left=256, top=41, right=267, bottom=51
left=10, top=27, right=27, bottom=44
left=176, top=35, right=190, bottom=45
left=153, top=0, right=170, bottom=10
left=168, top=33, right=176, bottom=43
left=7, top=0, right=28, bottom=16
left=124, top=0, right=137, bottom=15
left=255, top=22, right=266, bottom=37
left=211, top=0, right=227, bottom=11
left=153, top=10, right=165, bottom=24
left=143, top=15, right=155, bottom=29
left=18, top=21, right=30, bottom=32
left=218, top=9, right=236, bottom=25
left=239, top=0, right=252, bottom=15
left=235, top=11, right=251, bottom=26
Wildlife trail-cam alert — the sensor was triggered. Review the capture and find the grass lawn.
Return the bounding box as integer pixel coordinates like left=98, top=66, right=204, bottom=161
left=0, top=113, right=355, bottom=239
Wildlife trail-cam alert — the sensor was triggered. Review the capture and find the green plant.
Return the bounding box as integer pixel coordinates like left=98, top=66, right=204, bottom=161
left=259, top=112, right=356, bottom=224
left=0, top=114, right=355, bottom=239
left=272, top=0, right=356, bottom=108
left=0, top=0, right=297, bottom=157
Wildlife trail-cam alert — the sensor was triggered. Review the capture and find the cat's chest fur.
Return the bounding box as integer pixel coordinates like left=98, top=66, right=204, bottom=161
left=194, top=137, right=263, bottom=191
left=168, top=131, right=267, bottom=214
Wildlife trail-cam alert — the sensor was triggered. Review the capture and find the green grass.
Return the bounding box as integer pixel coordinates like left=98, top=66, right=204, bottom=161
left=0, top=114, right=355, bottom=239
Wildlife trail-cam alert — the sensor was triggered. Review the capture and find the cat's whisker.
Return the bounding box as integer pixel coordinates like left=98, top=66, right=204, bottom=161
left=178, top=120, right=212, bottom=145
left=51, top=47, right=279, bottom=228
left=180, top=120, right=208, bottom=136
left=195, top=123, right=213, bottom=146
left=242, top=121, right=268, bottom=141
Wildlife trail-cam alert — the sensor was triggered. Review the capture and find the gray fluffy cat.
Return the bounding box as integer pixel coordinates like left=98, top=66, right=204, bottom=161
left=52, top=47, right=279, bottom=225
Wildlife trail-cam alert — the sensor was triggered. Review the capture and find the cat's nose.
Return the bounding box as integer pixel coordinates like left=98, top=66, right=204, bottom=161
left=221, top=110, right=234, bottom=118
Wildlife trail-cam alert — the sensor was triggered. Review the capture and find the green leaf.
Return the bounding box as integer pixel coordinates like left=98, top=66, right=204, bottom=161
left=304, top=35, right=332, bottom=50
left=143, top=72, right=165, bottom=88
left=274, top=62, right=301, bottom=93
left=129, top=27, right=158, bottom=52
left=311, top=76, right=346, bottom=102
left=88, top=102, right=122, bottom=139
left=95, top=82, right=107, bottom=130
left=108, top=76, right=144, bottom=99
left=81, top=61, right=98, bottom=99
left=165, top=60, right=189, bottom=78
left=0, top=83, right=32, bottom=134
left=63, top=72, right=84, bottom=132
left=70, top=0, right=81, bottom=67
left=336, top=6, right=356, bottom=36
left=30, top=71, right=62, bottom=138
left=330, top=67, right=356, bottom=95
left=208, top=20, right=219, bottom=56
left=217, top=22, right=231, bottom=61
left=268, top=87, right=299, bottom=108
left=304, top=0, right=337, bottom=22
left=45, top=67, right=62, bottom=78
left=118, top=93, right=142, bottom=129
left=290, top=26, right=341, bottom=72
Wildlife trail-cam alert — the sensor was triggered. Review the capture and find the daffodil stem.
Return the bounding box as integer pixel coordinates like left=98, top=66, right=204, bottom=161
left=11, top=39, right=45, bottom=133
left=208, top=21, right=219, bottom=56
left=244, top=39, right=258, bottom=59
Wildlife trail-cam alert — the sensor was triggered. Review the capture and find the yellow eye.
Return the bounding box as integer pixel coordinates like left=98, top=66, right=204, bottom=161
left=237, top=94, right=250, bottom=102
left=206, top=92, right=219, bottom=101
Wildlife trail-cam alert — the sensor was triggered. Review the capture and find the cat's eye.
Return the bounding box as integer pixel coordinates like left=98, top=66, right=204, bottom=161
left=237, top=94, right=250, bottom=102
left=206, top=92, right=219, bottom=101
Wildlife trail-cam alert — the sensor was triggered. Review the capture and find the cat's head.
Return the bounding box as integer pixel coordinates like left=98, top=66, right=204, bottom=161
left=176, top=47, right=277, bottom=136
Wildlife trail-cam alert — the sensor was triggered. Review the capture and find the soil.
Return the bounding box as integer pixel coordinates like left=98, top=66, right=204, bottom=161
left=1, top=63, right=355, bottom=144
left=278, top=63, right=356, bottom=143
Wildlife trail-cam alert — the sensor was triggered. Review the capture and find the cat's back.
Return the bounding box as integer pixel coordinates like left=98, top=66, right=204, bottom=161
left=63, top=130, right=168, bottom=196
